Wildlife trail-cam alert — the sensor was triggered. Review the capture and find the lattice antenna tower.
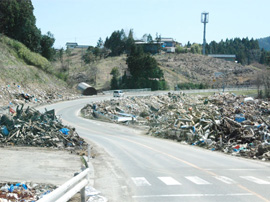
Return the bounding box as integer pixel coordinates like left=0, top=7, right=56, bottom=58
left=201, top=12, right=209, bottom=55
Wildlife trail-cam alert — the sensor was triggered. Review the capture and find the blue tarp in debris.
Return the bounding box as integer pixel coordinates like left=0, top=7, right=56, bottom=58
left=59, top=128, right=70, bottom=135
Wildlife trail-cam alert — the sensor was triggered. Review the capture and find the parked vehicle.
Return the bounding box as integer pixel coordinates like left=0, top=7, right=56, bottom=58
left=113, top=90, right=124, bottom=97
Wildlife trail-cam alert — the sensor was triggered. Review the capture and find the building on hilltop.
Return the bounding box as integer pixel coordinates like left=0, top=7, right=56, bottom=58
left=66, top=42, right=90, bottom=49
left=134, top=37, right=178, bottom=54
left=134, top=41, right=163, bottom=54
left=66, top=42, right=78, bottom=49
left=160, top=38, right=176, bottom=53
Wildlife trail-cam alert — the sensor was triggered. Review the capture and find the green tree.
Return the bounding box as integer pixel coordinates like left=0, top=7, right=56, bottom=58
left=125, top=44, right=165, bottom=90
left=0, top=0, right=42, bottom=52
left=110, top=67, right=120, bottom=89
left=0, top=0, right=20, bottom=39
left=104, top=29, right=126, bottom=56
left=58, top=48, right=64, bottom=64
left=147, top=34, right=153, bottom=43
left=0, top=0, right=56, bottom=57
left=125, top=29, right=134, bottom=55
left=40, top=32, right=55, bottom=61
left=65, top=47, right=72, bottom=68
left=96, top=37, right=103, bottom=48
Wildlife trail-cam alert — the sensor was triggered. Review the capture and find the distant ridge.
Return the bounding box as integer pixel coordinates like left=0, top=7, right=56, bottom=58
left=258, top=36, right=270, bottom=51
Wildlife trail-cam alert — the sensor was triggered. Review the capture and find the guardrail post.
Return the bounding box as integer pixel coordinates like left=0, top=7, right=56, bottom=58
left=37, top=168, right=89, bottom=202
left=81, top=187, right=86, bottom=202
left=88, top=144, right=91, bottom=161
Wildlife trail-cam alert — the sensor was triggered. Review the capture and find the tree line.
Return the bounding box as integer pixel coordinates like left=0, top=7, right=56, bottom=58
left=205, top=38, right=270, bottom=65
left=0, top=0, right=55, bottom=61
left=175, top=38, right=270, bottom=66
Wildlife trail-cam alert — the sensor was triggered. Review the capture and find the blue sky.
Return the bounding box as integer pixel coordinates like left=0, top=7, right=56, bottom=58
left=32, top=0, right=270, bottom=49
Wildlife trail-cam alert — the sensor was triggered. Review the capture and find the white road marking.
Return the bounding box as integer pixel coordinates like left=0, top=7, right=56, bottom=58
left=132, top=177, right=151, bottom=186
left=158, top=177, right=182, bottom=185
left=214, top=176, right=237, bottom=184
left=132, top=193, right=253, bottom=198
left=185, top=176, right=211, bottom=184
left=240, top=176, right=270, bottom=184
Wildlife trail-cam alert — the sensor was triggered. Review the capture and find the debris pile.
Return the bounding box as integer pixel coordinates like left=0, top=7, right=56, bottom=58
left=0, top=182, right=56, bottom=202
left=81, top=92, right=270, bottom=160
left=0, top=105, right=87, bottom=152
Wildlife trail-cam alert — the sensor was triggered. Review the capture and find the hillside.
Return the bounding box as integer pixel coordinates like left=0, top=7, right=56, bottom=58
left=0, top=35, right=76, bottom=107
left=57, top=49, right=264, bottom=90
left=0, top=35, right=266, bottom=108
left=258, top=36, right=270, bottom=51
left=155, top=54, right=258, bottom=89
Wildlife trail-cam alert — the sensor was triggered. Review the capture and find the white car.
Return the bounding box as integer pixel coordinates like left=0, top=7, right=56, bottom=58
left=113, top=90, right=124, bottom=97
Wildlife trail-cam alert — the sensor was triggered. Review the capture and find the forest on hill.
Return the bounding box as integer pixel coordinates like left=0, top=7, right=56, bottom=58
left=258, top=36, right=270, bottom=51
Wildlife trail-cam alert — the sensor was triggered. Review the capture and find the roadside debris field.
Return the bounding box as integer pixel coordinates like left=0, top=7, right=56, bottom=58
left=81, top=92, right=270, bottom=161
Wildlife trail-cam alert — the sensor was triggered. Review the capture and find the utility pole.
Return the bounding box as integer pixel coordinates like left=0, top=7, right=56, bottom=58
left=201, top=12, right=209, bottom=55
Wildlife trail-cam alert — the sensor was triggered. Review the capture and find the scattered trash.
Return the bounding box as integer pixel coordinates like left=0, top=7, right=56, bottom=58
left=0, top=83, right=80, bottom=108
left=85, top=186, right=108, bottom=202
left=81, top=92, right=270, bottom=161
left=0, top=182, right=56, bottom=202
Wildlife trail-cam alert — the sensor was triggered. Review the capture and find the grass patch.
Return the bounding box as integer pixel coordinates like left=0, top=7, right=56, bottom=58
left=0, top=35, right=53, bottom=73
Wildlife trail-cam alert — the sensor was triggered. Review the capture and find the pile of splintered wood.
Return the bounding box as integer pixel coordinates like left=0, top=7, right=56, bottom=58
left=0, top=105, right=87, bottom=152
left=81, top=92, right=270, bottom=160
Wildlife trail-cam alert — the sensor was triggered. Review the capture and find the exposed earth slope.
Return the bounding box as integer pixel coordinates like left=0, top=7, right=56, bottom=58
left=57, top=49, right=263, bottom=91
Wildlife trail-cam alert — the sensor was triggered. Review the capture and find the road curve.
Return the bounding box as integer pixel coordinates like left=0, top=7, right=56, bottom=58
left=38, top=94, right=270, bottom=202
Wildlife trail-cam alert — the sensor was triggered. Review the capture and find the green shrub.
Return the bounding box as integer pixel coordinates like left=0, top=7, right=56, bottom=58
left=176, top=82, right=209, bottom=90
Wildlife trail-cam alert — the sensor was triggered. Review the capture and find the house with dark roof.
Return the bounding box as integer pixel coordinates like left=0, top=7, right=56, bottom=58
left=134, top=41, right=163, bottom=54
left=66, top=42, right=78, bottom=49
left=66, top=42, right=90, bottom=49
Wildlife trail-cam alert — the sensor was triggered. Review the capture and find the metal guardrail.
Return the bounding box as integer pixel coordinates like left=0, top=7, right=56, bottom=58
left=37, top=168, right=90, bottom=202
left=102, top=88, right=151, bottom=94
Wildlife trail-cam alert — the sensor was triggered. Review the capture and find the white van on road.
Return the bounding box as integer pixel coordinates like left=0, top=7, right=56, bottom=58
left=113, top=90, right=124, bottom=97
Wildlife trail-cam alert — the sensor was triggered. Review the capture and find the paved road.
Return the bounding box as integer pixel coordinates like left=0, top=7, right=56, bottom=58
left=39, top=94, right=270, bottom=202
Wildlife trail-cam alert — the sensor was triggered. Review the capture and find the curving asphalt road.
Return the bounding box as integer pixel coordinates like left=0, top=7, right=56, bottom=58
left=38, top=94, right=270, bottom=202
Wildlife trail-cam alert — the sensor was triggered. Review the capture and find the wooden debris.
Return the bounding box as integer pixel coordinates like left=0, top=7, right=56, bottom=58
left=0, top=105, right=87, bottom=152
left=81, top=92, right=270, bottom=161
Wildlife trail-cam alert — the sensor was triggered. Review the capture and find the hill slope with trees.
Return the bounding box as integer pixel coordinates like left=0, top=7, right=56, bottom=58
left=258, top=36, right=270, bottom=51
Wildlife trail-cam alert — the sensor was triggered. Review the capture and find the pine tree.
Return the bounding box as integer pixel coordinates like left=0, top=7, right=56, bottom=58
left=125, top=44, right=165, bottom=90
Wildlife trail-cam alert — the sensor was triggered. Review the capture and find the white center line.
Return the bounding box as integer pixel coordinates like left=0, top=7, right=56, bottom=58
left=158, top=177, right=182, bottom=185
left=240, top=176, right=270, bottom=184
left=131, top=177, right=151, bottom=186
left=214, top=176, right=237, bottom=184
left=185, top=176, right=211, bottom=185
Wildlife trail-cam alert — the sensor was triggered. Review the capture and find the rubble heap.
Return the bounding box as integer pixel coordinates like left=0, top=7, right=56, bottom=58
left=81, top=92, right=270, bottom=160
left=0, top=84, right=80, bottom=108
left=0, top=182, right=56, bottom=202
left=0, top=105, right=87, bottom=151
